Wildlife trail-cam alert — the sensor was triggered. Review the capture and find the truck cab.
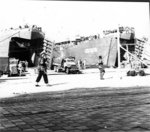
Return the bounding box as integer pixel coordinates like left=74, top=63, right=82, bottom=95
left=127, top=57, right=145, bottom=76
left=62, top=57, right=79, bottom=74
left=53, top=57, right=79, bottom=74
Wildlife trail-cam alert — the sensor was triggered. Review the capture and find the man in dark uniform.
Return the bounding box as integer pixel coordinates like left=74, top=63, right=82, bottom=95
left=35, top=52, right=49, bottom=86
left=98, top=55, right=105, bottom=80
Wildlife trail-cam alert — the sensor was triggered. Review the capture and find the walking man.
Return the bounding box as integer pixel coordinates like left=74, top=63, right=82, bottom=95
left=35, top=52, right=49, bottom=86
left=98, top=55, right=105, bottom=80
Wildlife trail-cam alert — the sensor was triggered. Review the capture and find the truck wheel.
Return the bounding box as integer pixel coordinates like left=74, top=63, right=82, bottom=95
left=66, top=68, right=70, bottom=74
left=139, top=70, right=145, bottom=76
left=130, top=70, right=136, bottom=76
left=127, top=71, right=130, bottom=76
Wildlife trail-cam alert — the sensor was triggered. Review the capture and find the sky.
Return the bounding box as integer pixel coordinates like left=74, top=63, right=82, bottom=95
left=0, top=0, right=149, bottom=42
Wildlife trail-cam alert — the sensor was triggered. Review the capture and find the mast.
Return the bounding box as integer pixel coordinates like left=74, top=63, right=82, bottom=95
left=117, top=24, right=121, bottom=68
left=107, top=38, right=113, bottom=66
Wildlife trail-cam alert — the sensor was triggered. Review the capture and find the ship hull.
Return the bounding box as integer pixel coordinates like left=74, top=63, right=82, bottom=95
left=54, top=37, right=118, bottom=68
left=0, top=27, right=45, bottom=73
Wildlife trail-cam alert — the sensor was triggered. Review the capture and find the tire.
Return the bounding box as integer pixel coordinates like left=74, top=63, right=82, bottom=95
left=127, top=71, right=130, bottom=76
left=139, top=70, right=145, bottom=76
left=130, top=70, right=136, bottom=76
left=127, top=70, right=136, bottom=76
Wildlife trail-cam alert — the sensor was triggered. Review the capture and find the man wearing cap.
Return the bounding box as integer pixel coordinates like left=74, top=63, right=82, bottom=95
left=35, top=52, right=49, bottom=86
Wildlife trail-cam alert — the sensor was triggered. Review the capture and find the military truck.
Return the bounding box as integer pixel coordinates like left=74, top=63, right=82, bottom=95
left=126, top=55, right=146, bottom=76
left=52, top=56, right=79, bottom=74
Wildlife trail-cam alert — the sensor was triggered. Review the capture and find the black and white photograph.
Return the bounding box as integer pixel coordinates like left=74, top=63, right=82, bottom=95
left=0, top=0, right=150, bottom=131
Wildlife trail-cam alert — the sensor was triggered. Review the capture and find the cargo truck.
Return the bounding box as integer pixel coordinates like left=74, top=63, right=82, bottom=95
left=52, top=56, right=79, bottom=74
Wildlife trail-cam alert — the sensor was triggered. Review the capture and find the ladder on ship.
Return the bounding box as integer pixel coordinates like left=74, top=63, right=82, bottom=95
left=120, top=44, right=149, bottom=68
left=116, top=25, right=149, bottom=68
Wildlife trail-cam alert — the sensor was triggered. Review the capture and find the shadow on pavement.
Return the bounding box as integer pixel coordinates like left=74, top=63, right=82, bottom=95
left=0, top=82, right=68, bottom=103
left=0, top=79, right=6, bottom=83
left=1, top=86, right=150, bottom=106
left=0, top=77, right=28, bottom=80
left=145, top=73, right=150, bottom=76
left=47, top=72, right=83, bottom=75
left=34, top=82, right=68, bottom=87
left=1, top=85, right=150, bottom=132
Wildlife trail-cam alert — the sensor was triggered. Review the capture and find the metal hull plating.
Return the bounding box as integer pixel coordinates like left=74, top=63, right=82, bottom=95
left=54, top=37, right=118, bottom=68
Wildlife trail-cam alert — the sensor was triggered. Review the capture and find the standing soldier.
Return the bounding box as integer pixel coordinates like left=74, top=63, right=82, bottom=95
left=98, top=56, right=105, bottom=80
left=78, top=59, right=81, bottom=70
left=83, top=59, right=86, bottom=69
left=35, top=52, right=49, bottom=86
left=79, top=59, right=83, bottom=69
left=18, top=61, right=23, bottom=76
